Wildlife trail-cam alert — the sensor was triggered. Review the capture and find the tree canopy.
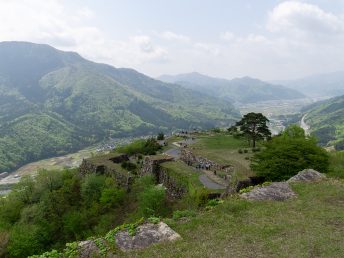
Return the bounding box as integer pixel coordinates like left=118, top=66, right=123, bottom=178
left=251, top=125, right=329, bottom=181
left=235, top=112, right=271, bottom=147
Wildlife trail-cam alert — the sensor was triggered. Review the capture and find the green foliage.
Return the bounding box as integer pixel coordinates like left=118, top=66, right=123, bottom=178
left=138, top=185, right=167, bottom=218
left=147, top=216, right=161, bottom=224
left=172, top=210, right=197, bottom=220
left=251, top=125, right=330, bottom=181
left=304, top=95, right=344, bottom=148
left=0, top=42, right=240, bottom=172
left=116, top=138, right=162, bottom=156
left=328, top=151, right=344, bottom=179
left=157, top=132, right=165, bottom=140
left=206, top=199, right=224, bottom=208
left=236, top=112, right=271, bottom=147
left=0, top=169, right=130, bottom=256
left=212, top=128, right=221, bottom=133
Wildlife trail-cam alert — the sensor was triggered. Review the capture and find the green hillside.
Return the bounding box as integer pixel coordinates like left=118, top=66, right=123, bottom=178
left=158, top=72, right=305, bottom=104
left=304, top=95, right=344, bottom=149
left=0, top=42, right=240, bottom=172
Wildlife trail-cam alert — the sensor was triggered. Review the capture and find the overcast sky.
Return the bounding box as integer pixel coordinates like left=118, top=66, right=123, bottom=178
left=1, top=0, right=344, bottom=80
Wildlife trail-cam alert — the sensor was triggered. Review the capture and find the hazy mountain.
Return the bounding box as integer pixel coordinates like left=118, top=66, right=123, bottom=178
left=273, top=71, right=344, bottom=97
left=303, top=95, right=344, bottom=149
left=0, top=42, right=240, bottom=172
left=158, top=72, right=305, bottom=104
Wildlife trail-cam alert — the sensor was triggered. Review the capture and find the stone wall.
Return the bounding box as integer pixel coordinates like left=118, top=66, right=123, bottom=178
left=180, top=149, right=233, bottom=172
left=79, top=159, right=132, bottom=188
left=155, top=167, right=187, bottom=199
left=140, top=155, right=187, bottom=199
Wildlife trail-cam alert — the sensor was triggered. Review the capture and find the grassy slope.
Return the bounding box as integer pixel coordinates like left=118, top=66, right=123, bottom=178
left=305, top=95, right=344, bottom=147
left=130, top=180, right=344, bottom=258
left=191, top=133, right=255, bottom=179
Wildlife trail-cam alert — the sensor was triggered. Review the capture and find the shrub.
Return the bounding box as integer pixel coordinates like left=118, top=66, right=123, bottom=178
left=243, top=149, right=248, bottom=153
left=251, top=125, right=329, bottom=181
left=157, top=132, right=165, bottom=140
left=138, top=185, right=166, bottom=218
left=238, top=149, right=243, bottom=154
left=117, top=138, right=161, bottom=156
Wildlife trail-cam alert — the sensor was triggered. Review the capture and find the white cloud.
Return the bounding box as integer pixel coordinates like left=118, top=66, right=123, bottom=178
left=160, top=31, right=190, bottom=42
left=1, top=0, right=344, bottom=80
left=267, top=1, right=344, bottom=39
left=0, top=0, right=167, bottom=68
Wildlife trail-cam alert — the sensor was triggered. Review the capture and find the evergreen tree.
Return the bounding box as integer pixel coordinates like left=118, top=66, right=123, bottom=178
left=236, top=112, right=271, bottom=147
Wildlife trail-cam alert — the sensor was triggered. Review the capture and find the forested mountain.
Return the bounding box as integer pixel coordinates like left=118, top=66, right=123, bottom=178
left=303, top=95, right=344, bottom=149
left=274, top=71, right=344, bottom=97
left=0, top=42, right=240, bottom=172
left=158, top=72, right=305, bottom=104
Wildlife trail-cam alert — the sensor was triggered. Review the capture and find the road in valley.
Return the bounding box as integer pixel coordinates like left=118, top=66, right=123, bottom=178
left=301, top=114, right=310, bottom=135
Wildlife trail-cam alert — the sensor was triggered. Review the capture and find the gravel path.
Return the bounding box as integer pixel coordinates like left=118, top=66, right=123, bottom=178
left=199, top=174, right=226, bottom=190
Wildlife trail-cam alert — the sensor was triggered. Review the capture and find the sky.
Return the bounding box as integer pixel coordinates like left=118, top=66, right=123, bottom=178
left=1, top=0, right=344, bottom=80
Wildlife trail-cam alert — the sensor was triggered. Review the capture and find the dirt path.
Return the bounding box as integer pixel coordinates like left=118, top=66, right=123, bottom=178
left=199, top=174, right=226, bottom=190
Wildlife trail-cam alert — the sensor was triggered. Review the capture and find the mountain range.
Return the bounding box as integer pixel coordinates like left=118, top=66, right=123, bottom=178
left=273, top=71, right=344, bottom=97
left=0, top=41, right=240, bottom=172
left=158, top=72, right=305, bottom=104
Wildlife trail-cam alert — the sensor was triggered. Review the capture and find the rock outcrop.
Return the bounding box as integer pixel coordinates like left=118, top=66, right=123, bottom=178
left=115, top=222, right=181, bottom=251
left=241, top=182, right=296, bottom=201
left=78, top=239, right=110, bottom=258
left=288, top=169, right=326, bottom=183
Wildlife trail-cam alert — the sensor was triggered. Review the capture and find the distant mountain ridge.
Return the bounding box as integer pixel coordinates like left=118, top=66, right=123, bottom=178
left=158, top=72, right=305, bottom=104
left=303, top=95, right=344, bottom=149
left=0, top=42, right=240, bottom=172
left=273, top=71, right=344, bottom=97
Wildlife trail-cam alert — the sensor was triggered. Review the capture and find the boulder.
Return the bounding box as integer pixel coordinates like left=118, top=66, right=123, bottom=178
left=78, top=239, right=104, bottom=258
left=288, top=169, right=326, bottom=183
left=115, top=222, right=181, bottom=251
left=241, top=182, right=296, bottom=201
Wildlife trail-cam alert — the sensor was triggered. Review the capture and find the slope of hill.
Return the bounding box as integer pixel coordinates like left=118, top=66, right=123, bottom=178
left=274, top=71, right=344, bottom=97
left=303, top=95, right=344, bottom=149
left=0, top=42, right=240, bottom=172
left=158, top=72, right=305, bottom=104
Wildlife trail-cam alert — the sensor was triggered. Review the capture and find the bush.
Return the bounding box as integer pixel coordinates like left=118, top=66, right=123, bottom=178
left=157, top=132, right=165, bottom=140
left=138, top=185, right=166, bottom=218
left=238, top=149, right=243, bottom=154
left=243, top=149, right=248, bottom=153
left=251, top=125, right=329, bottom=181
left=117, top=138, right=161, bottom=156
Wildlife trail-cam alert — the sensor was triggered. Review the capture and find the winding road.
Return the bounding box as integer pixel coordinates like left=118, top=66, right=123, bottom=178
left=301, top=114, right=310, bottom=135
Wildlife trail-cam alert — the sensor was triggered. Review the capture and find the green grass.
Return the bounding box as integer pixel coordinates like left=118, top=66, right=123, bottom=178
left=191, top=133, right=255, bottom=179
left=160, top=161, right=204, bottom=191
left=328, top=151, right=344, bottom=179
left=127, top=179, right=344, bottom=257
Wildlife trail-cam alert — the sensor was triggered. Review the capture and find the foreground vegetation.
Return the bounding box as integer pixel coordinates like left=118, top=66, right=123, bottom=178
left=0, top=127, right=343, bottom=257
left=130, top=179, right=344, bottom=258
